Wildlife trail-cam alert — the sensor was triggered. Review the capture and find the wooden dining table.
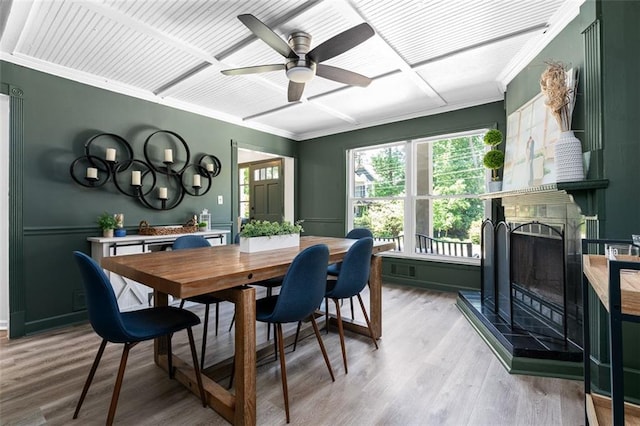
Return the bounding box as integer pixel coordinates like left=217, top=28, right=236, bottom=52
left=100, top=235, right=395, bottom=425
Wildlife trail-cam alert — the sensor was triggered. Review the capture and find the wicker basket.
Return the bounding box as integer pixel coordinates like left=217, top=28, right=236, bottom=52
left=138, top=219, right=198, bottom=236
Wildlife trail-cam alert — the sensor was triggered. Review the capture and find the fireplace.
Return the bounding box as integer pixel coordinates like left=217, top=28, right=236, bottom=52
left=483, top=220, right=578, bottom=344
left=457, top=190, right=587, bottom=375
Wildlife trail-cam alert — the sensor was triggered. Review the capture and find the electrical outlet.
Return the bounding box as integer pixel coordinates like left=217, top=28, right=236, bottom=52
left=217, top=195, right=223, bottom=205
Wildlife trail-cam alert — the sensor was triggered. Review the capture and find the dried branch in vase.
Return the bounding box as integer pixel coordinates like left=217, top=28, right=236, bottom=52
left=540, top=61, right=578, bottom=132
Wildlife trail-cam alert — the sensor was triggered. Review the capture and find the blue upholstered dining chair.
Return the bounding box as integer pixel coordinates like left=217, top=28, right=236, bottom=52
left=173, top=235, right=226, bottom=370
left=72, top=251, right=206, bottom=425
left=327, top=228, right=373, bottom=320
left=327, top=228, right=373, bottom=276
left=256, top=244, right=335, bottom=423
left=324, top=237, right=377, bottom=374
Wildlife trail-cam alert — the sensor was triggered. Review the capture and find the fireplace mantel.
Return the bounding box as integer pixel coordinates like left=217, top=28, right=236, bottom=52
left=480, top=179, right=608, bottom=216
left=480, top=179, right=608, bottom=199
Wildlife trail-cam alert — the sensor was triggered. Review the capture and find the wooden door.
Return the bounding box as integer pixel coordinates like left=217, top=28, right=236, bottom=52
left=249, top=158, right=284, bottom=222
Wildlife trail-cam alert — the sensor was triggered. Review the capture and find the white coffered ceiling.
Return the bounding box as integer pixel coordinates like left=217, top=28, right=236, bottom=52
left=0, top=0, right=583, bottom=140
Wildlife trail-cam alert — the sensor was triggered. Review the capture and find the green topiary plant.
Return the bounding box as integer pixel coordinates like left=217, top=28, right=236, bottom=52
left=239, top=220, right=304, bottom=238
left=483, top=129, right=503, bottom=147
left=483, top=150, right=505, bottom=181
left=483, top=129, right=504, bottom=181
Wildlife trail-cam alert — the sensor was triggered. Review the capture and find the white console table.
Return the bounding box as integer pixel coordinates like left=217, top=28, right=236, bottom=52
left=88, top=230, right=229, bottom=311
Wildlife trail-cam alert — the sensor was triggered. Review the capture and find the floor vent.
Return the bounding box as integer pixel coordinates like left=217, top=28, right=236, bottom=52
left=391, top=264, right=415, bottom=277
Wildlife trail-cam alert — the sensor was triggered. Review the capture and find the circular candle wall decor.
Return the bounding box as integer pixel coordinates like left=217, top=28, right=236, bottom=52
left=69, top=130, right=222, bottom=210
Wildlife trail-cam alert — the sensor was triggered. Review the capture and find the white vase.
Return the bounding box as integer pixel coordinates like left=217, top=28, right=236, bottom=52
left=102, top=229, right=114, bottom=238
left=239, top=233, right=300, bottom=253
left=555, top=131, right=584, bottom=183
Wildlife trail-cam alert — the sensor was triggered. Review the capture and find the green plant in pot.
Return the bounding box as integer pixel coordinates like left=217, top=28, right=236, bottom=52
left=97, top=212, right=118, bottom=238
left=238, top=219, right=304, bottom=253
left=198, top=222, right=208, bottom=231
left=483, top=129, right=505, bottom=192
left=239, top=220, right=303, bottom=238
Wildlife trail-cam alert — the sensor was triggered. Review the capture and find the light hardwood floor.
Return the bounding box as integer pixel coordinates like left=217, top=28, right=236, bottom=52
left=0, top=284, right=585, bottom=425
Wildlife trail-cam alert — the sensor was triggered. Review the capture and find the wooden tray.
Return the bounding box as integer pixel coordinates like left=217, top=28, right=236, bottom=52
left=138, top=220, right=197, bottom=236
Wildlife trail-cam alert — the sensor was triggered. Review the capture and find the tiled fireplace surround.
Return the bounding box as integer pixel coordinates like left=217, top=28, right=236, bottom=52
left=457, top=189, right=593, bottom=378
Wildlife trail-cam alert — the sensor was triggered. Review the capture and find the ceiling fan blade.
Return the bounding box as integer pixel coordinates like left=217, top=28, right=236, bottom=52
left=221, top=64, right=285, bottom=76
left=316, top=64, right=372, bottom=87
left=288, top=81, right=305, bottom=102
left=238, top=14, right=297, bottom=59
left=307, top=23, right=374, bottom=63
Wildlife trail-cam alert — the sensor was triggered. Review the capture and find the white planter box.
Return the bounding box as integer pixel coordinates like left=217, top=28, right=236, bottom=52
left=239, top=233, right=300, bottom=253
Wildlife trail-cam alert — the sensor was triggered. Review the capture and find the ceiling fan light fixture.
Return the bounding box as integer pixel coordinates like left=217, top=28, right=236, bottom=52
left=285, top=60, right=317, bottom=83
left=286, top=66, right=315, bottom=83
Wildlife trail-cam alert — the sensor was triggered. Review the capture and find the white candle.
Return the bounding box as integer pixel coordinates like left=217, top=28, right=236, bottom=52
left=164, top=149, right=173, bottom=163
left=106, top=148, right=116, bottom=162
left=131, top=170, right=141, bottom=186
left=158, top=187, right=168, bottom=199
left=86, top=167, right=98, bottom=179
left=193, top=174, right=201, bottom=187
left=206, top=163, right=214, bottom=172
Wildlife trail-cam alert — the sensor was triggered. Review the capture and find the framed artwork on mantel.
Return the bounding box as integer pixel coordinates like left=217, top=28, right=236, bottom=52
left=502, top=92, right=560, bottom=191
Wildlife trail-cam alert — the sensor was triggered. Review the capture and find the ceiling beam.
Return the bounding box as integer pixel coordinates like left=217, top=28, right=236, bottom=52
left=334, top=0, right=447, bottom=106
left=0, top=0, right=34, bottom=53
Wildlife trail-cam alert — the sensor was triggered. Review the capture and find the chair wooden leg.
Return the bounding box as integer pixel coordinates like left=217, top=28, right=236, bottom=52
left=214, top=302, right=220, bottom=336
left=273, top=327, right=278, bottom=361
left=333, top=298, right=348, bottom=374
left=309, top=315, right=335, bottom=382
left=267, top=288, right=273, bottom=340
left=292, top=321, right=302, bottom=352
left=167, top=333, right=176, bottom=379
left=325, top=297, right=329, bottom=334
left=179, top=299, right=185, bottom=309
left=200, top=304, right=210, bottom=371
left=229, top=311, right=235, bottom=332
left=357, top=293, right=379, bottom=349
left=73, top=339, right=107, bottom=419
left=350, top=297, right=355, bottom=320
left=275, top=323, right=290, bottom=423
left=187, top=327, right=207, bottom=407
left=106, top=342, right=133, bottom=426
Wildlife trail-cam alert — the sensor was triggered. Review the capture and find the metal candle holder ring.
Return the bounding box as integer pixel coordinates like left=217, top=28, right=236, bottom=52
left=70, top=129, right=221, bottom=210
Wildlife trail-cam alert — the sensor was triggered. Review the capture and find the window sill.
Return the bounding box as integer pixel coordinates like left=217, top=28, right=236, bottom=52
left=381, top=251, right=480, bottom=266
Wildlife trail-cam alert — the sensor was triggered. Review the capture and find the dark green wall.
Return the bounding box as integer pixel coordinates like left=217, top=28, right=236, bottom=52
left=1, top=61, right=297, bottom=335
left=597, top=0, right=640, bottom=238
left=593, top=0, right=640, bottom=402
left=504, top=0, right=640, bottom=401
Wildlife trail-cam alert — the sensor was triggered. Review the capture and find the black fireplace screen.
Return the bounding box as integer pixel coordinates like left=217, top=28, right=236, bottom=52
left=481, top=220, right=578, bottom=345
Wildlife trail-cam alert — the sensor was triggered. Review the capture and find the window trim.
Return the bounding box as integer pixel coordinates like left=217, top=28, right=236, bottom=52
left=346, top=128, right=490, bottom=265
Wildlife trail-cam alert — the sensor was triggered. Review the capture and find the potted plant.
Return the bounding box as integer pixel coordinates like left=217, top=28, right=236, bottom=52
left=238, top=220, right=303, bottom=253
left=198, top=222, right=208, bottom=232
left=483, top=129, right=505, bottom=192
left=97, top=212, right=118, bottom=238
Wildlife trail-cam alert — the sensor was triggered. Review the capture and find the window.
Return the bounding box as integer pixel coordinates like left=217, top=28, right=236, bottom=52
left=347, top=130, right=488, bottom=259
left=239, top=166, right=250, bottom=219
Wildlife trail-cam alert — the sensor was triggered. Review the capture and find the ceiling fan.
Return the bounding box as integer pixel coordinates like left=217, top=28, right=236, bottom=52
left=221, top=14, right=375, bottom=102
